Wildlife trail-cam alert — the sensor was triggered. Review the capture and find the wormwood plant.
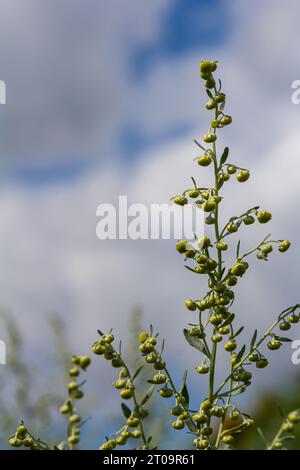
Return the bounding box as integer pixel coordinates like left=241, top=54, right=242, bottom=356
left=8, top=60, right=300, bottom=451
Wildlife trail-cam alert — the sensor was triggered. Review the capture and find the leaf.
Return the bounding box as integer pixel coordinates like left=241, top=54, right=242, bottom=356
left=276, top=336, right=292, bottom=343
left=206, top=89, right=213, bottom=99
left=220, top=147, right=229, bottom=165
left=257, top=427, right=267, bottom=444
left=132, top=365, right=144, bottom=381
left=140, top=385, right=155, bottom=406
left=193, top=138, right=206, bottom=151
left=121, top=403, right=131, bottom=419
left=236, top=240, right=241, bottom=258
left=180, top=370, right=188, bottom=391
left=220, top=313, right=235, bottom=328
left=250, top=329, right=257, bottom=350
left=233, top=326, right=244, bottom=339
left=191, top=176, right=197, bottom=188
left=236, top=344, right=246, bottom=362
left=183, top=329, right=210, bottom=359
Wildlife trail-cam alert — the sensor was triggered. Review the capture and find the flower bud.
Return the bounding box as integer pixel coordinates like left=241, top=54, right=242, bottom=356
left=216, top=241, right=228, bottom=251
left=224, top=340, right=237, bottom=352
left=172, top=419, right=184, bottom=430
left=160, top=388, right=173, bottom=398
left=188, top=189, right=200, bottom=198
left=256, top=357, right=268, bottom=368
left=139, top=331, right=149, bottom=343
left=152, top=374, right=166, bottom=384
left=227, top=165, right=236, bottom=174
left=205, top=78, right=215, bottom=89
left=243, top=215, right=255, bottom=225
left=192, top=412, right=208, bottom=424
left=288, top=412, right=300, bottom=423
left=203, top=198, right=217, bottom=212
left=69, top=414, right=81, bottom=424
left=236, top=169, right=250, bottom=182
left=127, top=417, right=140, bottom=428
left=176, top=240, right=187, bottom=254
left=222, top=434, right=235, bottom=445
left=197, top=236, right=211, bottom=248
left=279, top=320, right=291, bottom=331
left=196, top=364, right=209, bottom=374
left=267, top=339, right=282, bottom=351
left=92, top=342, right=106, bottom=355
left=203, top=133, right=217, bottom=143
left=120, top=388, right=134, bottom=400
left=230, top=261, right=247, bottom=277
left=206, top=99, right=217, bottom=110
left=220, top=115, right=232, bottom=126
left=279, top=240, right=291, bottom=252
left=184, top=299, right=197, bottom=311
left=173, top=195, right=188, bottom=206
left=200, top=60, right=216, bottom=74
left=257, top=210, right=272, bottom=224
left=80, top=356, right=91, bottom=369
left=68, top=435, right=79, bottom=445
left=197, top=155, right=212, bottom=166
left=226, top=222, right=238, bottom=233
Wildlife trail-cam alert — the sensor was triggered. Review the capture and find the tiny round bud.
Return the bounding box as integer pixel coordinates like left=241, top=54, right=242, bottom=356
left=243, top=215, right=255, bottom=225
left=256, top=357, right=269, bottom=369
left=279, top=321, right=291, bottom=331
left=127, top=417, right=140, bottom=428
left=222, top=434, right=235, bottom=445
left=80, top=356, right=91, bottom=369
left=130, top=430, right=142, bottom=439
left=236, top=170, right=250, bottom=182
left=103, top=334, right=114, bottom=344
left=288, top=412, right=300, bottom=423
left=279, top=240, right=291, bottom=252
left=203, top=133, right=217, bottom=143
left=172, top=419, right=185, bottom=430
left=114, top=379, right=127, bottom=389
left=203, top=198, right=217, bottom=212
left=69, top=414, right=81, bottom=424
left=226, top=223, right=238, bottom=233
left=197, top=155, right=212, bottom=166
left=249, top=352, right=259, bottom=362
left=227, top=165, right=237, bottom=174
left=176, top=240, right=187, bottom=254
left=215, top=93, right=225, bottom=103
left=68, top=435, right=79, bottom=445
left=160, top=388, right=173, bottom=398
left=69, top=367, right=80, bottom=377
left=152, top=374, right=166, bottom=384
left=120, top=389, right=134, bottom=400
left=257, top=211, right=272, bottom=224
left=185, top=299, right=197, bottom=311
left=68, top=381, right=78, bottom=392
left=220, top=115, right=232, bottom=126
left=206, top=99, right=217, bottom=110
left=216, top=241, right=228, bottom=251
left=267, top=339, right=281, bottom=350
left=188, top=189, right=200, bottom=198
left=197, top=236, right=211, bottom=248
left=139, top=331, right=149, bottom=343
left=171, top=406, right=183, bottom=416
left=173, top=195, right=188, bottom=206
left=196, top=364, right=209, bottom=374
left=224, top=340, right=237, bottom=352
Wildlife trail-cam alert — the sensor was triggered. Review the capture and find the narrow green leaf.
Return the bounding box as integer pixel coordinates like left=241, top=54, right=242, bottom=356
left=250, top=329, right=257, bottom=350
left=140, top=385, right=155, bottom=406
left=183, top=329, right=210, bottom=359
left=132, top=365, right=144, bottom=382
left=236, top=344, right=246, bottom=362
left=206, top=89, right=213, bottom=99
left=233, top=326, right=244, bottom=339
left=236, top=240, right=241, bottom=258
left=121, top=403, right=132, bottom=419
left=220, top=313, right=235, bottom=328
left=220, top=147, right=229, bottom=165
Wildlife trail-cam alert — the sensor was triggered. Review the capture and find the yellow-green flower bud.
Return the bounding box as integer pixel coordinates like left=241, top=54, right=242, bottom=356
left=279, top=240, right=291, bottom=252
left=203, top=198, right=217, bottom=212
left=173, top=195, right=188, bottom=206
left=197, top=155, right=212, bottom=166
left=224, top=340, right=237, bottom=352
left=216, top=241, right=228, bottom=251
left=226, top=222, right=238, bottom=233
left=205, top=99, right=217, bottom=110
left=197, top=236, right=211, bottom=248
left=288, top=412, right=300, bottom=423
left=257, top=210, right=272, bottom=223
left=127, top=417, right=140, bottom=428
left=139, top=331, right=149, bottom=343
left=243, top=215, right=255, bottom=225
left=196, top=364, right=209, bottom=374
left=172, top=419, right=184, bottom=430
left=69, top=414, right=81, bottom=424
left=267, top=339, right=281, bottom=350
left=279, top=321, right=291, bottom=331
left=188, top=189, right=199, bottom=198
left=185, top=299, right=197, bottom=311
left=159, top=388, right=173, bottom=398
left=236, top=169, right=250, bottom=182
left=220, top=115, right=232, bottom=125
left=120, top=388, right=134, bottom=400
left=227, top=165, right=236, bottom=174
left=256, top=357, right=268, bottom=369
left=203, top=133, right=217, bottom=143
left=80, top=356, right=91, bottom=369
left=176, top=240, right=187, bottom=254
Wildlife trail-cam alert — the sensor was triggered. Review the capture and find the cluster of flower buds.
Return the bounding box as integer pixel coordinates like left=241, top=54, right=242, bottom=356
left=92, top=333, right=123, bottom=368
left=270, top=409, right=300, bottom=449
left=59, top=355, right=91, bottom=446
left=8, top=422, right=35, bottom=449
left=99, top=425, right=142, bottom=451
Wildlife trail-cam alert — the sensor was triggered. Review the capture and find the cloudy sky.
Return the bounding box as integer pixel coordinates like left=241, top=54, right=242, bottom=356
left=0, top=0, right=300, bottom=447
